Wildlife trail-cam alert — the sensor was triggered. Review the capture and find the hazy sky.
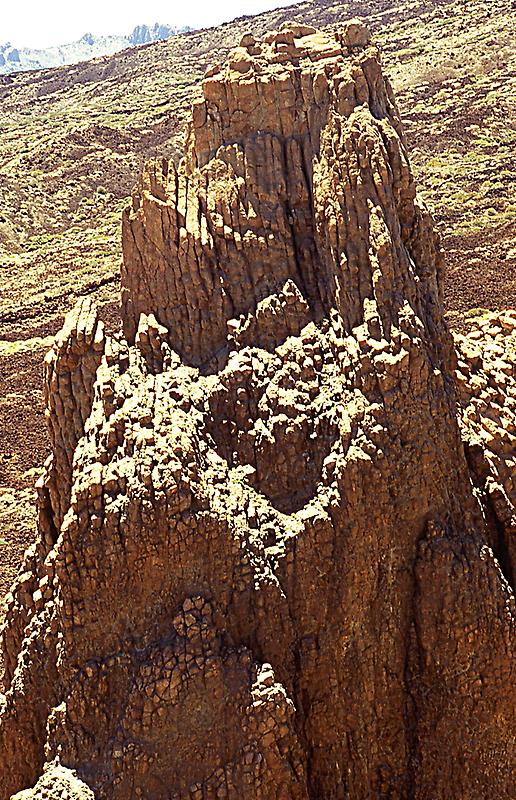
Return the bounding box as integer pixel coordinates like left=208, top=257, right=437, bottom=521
left=1, top=0, right=297, bottom=48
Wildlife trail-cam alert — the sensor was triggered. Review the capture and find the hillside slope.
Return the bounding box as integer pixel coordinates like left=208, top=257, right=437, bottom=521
left=0, top=0, right=515, bottom=602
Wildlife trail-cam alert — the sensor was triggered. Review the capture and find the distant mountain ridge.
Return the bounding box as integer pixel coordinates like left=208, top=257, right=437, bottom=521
left=0, top=23, right=191, bottom=74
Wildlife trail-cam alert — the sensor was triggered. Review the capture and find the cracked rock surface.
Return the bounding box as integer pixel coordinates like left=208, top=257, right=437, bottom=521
left=1, top=21, right=515, bottom=800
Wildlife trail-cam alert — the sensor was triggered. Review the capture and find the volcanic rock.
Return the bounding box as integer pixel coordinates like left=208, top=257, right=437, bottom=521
left=1, top=20, right=514, bottom=800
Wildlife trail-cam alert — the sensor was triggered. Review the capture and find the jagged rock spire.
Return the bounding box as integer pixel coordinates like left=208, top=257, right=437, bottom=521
left=1, top=21, right=514, bottom=800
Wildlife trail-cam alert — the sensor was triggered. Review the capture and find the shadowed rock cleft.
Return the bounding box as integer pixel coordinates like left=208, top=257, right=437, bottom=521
left=1, top=20, right=515, bottom=800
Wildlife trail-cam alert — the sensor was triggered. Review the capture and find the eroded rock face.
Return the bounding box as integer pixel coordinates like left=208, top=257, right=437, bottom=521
left=1, top=21, right=514, bottom=800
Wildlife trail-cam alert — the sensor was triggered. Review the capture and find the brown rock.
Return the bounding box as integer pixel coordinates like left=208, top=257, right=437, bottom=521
left=1, top=23, right=514, bottom=800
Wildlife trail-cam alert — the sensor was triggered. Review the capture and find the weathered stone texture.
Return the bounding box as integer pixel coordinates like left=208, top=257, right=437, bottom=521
left=1, top=21, right=514, bottom=800
left=455, top=312, right=516, bottom=587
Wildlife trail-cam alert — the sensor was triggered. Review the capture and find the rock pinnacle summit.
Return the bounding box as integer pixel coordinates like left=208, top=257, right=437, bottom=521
left=1, top=20, right=514, bottom=800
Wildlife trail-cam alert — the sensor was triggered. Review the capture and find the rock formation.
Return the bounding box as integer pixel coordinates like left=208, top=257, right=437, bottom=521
left=1, top=20, right=514, bottom=800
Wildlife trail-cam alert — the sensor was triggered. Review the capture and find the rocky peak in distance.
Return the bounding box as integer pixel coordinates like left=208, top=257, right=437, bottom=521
left=0, top=22, right=191, bottom=75
left=129, top=23, right=185, bottom=46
